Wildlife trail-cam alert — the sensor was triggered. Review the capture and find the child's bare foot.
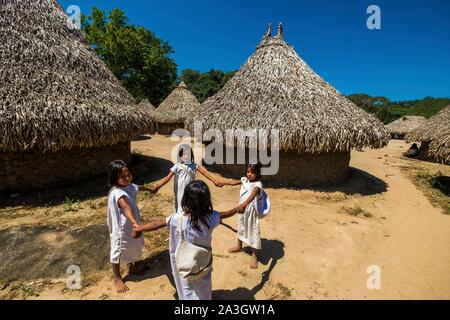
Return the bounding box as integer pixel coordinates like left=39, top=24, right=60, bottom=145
left=114, top=277, right=129, bottom=293
left=228, top=246, right=242, bottom=253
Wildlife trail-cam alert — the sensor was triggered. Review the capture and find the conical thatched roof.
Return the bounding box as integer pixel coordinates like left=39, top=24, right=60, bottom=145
left=386, top=116, right=427, bottom=137
left=406, top=106, right=450, bottom=164
left=153, top=81, right=200, bottom=124
left=185, top=24, right=390, bottom=153
left=0, top=0, right=154, bottom=153
left=137, top=99, right=156, bottom=112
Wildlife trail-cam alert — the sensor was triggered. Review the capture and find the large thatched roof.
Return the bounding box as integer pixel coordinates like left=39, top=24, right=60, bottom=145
left=0, top=0, right=154, bottom=153
left=386, top=116, right=427, bottom=137
left=153, top=81, right=200, bottom=124
left=406, top=106, right=450, bottom=164
left=185, top=24, right=390, bottom=153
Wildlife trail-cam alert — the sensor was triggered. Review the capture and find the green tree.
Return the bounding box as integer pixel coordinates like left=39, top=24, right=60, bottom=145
left=81, top=8, right=177, bottom=105
left=181, top=69, right=237, bottom=102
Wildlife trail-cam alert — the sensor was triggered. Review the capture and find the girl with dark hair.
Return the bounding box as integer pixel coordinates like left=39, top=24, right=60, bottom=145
left=107, top=159, right=154, bottom=293
left=134, top=180, right=239, bottom=300
left=149, top=143, right=224, bottom=213
left=221, top=162, right=264, bottom=269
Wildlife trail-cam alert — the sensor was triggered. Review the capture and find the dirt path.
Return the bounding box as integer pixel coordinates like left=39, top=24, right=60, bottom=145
left=3, top=137, right=450, bottom=300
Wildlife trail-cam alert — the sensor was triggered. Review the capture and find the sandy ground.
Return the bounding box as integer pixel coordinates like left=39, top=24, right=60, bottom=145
left=1, top=136, right=449, bottom=300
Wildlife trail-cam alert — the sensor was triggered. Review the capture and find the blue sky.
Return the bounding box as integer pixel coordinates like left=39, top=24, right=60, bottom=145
left=58, top=0, right=450, bottom=101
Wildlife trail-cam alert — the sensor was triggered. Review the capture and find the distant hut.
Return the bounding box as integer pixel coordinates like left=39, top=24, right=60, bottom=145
left=386, top=116, right=427, bottom=139
left=0, top=0, right=154, bottom=193
left=153, top=82, right=200, bottom=135
left=406, top=106, right=450, bottom=165
left=186, top=24, right=390, bottom=186
left=137, top=99, right=156, bottom=112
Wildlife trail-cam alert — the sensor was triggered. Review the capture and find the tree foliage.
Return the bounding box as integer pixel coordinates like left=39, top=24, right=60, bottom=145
left=180, top=69, right=237, bottom=103
left=348, top=94, right=450, bottom=124
left=81, top=8, right=178, bottom=105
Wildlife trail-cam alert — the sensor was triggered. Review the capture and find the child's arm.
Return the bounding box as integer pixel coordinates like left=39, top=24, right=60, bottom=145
left=197, top=165, right=224, bottom=187
left=134, top=219, right=167, bottom=232
left=138, top=185, right=154, bottom=193
left=148, top=171, right=174, bottom=193
left=236, top=187, right=260, bottom=213
left=221, top=178, right=242, bottom=186
left=219, top=207, right=240, bottom=219
left=117, top=196, right=139, bottom=227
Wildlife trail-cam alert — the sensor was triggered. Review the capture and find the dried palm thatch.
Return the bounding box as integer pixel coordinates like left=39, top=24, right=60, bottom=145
left=137, top=99, right=156, bottom=112
left=406, top=106, right=450, bottom=164
left=153, top=81, right=200, bottom=124
left=0, top=0, right=154, bottom=153
left=386, top=116, right=427, bottom=139
left=185, top=24, right=390, bottom=154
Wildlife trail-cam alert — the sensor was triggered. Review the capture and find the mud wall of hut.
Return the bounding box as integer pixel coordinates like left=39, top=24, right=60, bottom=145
left=0, top=142, right=131, bottom=193
left=156, top=122, right=185, bottom=135
left=204, top=147, right=351, bottom=187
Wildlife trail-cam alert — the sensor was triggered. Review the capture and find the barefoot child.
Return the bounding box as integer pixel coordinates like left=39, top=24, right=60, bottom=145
left=134, top=180, right=239, bottom=300
left=222, top=162, right=263, bottom=269
left=150, top=144, right=224, bottom=212
left=107, top=160, right=154, bottom=293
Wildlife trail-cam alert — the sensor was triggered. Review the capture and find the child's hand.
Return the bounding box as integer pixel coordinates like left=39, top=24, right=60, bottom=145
left=237, top=204, right=246, bottom=213
left=148, top=185, right=159, bottom=194
left=214, top=180, right=224, bottom=187
left=132, top=224, right=142, bottom=239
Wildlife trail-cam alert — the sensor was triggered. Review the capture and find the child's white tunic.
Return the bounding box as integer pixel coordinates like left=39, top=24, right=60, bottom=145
left=107, top=183, right=144, bottom=264
left=166, top=211, right=221, bottom=300
left=171, top=163, right=197, bottom=213
left=237, top=177, right=262, bottom=250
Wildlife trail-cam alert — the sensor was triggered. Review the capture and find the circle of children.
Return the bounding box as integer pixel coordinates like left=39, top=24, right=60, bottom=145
left=107, top=144, right=270, bottom=299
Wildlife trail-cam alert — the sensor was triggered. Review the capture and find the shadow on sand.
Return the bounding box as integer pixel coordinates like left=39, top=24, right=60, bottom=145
left=0, top=154, right=173, bottom=208
left=212, top=238, right=285, bottom=300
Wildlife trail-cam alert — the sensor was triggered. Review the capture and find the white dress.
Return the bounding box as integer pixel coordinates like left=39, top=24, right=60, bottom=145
left=171, top=162, right=197, bottom=213
left=237, top=177, right=262, bottom=250
left=107, top=183, right=144, bottom=264
left=166, top=211, right=221, bottom=300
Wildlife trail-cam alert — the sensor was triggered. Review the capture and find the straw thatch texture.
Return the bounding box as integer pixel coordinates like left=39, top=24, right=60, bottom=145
left=0, top=0, right=154, bottom=153
left=386, top=116, right=427, bottom=139
left=406, top=106, right=450, bottom=164
left=153, top=81, right=200, bottom=125
left=185, top=29, right=390, bottom=154
left=137, top=99, right=156, bottom=112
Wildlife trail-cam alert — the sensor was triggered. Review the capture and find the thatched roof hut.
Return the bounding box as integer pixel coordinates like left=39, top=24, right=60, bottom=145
left=406, top=106, right=450, bottom=165
left=0, top=0, right=154, bottom=192
left=386, top=116, right=427, bottom=139
left=153, top=81, right=200, bottom=135
left=186, top=24, right=390, bottom=186
left=137, top=99, right=156, bottom=112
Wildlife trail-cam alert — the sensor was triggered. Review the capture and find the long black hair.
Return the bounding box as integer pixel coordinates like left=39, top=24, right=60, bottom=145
left=108, top=159, right=129, bottom=187
left=181, top=180, right=213, bottom=231
left=246, top=161, right=262, bottom=181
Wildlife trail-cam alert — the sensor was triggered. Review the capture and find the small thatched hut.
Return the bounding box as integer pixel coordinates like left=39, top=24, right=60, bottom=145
left=406, top=106, right=450, bottom=165
left=386, top=116, right=427, bottom=139
left=137, top=99, right=156, bottom=112
left=0, top=0, right=154, bottom=193
left=186, top=24, right=390, bottom=186
left=153, top=82, right=200, bottom=135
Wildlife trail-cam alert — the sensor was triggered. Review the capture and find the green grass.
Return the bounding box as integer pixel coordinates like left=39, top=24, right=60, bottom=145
left=414, top=171, right=450, bottom=214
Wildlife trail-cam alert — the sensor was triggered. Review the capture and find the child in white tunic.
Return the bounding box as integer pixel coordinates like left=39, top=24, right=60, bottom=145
left=134, top=180, right=239, bottom=300
left=150, top=144, right=224, bottom=212
left=222, top=162, right=263, bottom=269
left=107, top=160, right=153, bottom=293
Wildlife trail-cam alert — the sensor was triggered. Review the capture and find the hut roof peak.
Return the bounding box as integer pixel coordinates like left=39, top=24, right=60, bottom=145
left=178, top=81, right=188, bottom=89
